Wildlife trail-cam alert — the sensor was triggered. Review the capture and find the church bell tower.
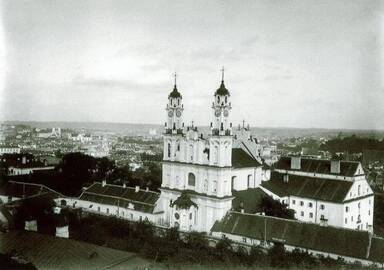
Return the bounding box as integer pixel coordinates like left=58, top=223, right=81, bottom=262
left=211, top=67, right=232, bottom=136
left=165, top=73, right=184, bottom=134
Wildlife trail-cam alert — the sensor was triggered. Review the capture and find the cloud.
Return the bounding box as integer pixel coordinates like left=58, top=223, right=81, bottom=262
left=72, top=76, right=169, bottom=94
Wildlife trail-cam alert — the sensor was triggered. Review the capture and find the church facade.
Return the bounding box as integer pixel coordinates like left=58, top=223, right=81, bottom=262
left=158, top=74, right=265, bottom=232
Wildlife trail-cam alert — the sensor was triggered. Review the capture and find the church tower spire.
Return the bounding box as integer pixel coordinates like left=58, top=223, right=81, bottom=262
left=211, top=67, right=232, bottom=136
left=165, top=73, right=184, bottom=134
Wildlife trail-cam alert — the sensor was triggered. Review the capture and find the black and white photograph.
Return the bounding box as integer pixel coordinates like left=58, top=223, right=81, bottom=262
left=0, top=0, right=383, bottom=269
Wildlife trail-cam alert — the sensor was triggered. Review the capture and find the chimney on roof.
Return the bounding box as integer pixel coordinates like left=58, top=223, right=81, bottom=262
left=102, top=180, right=106, bottom=187
left=135, top=186, right=140, bottom=193
left=283, top=174, right=289, bottom=183
left=145, top=187, right=149, bottom=192
left=22, top=156, right=27, bottom=164
left=123, top=182, right=126, bottom=188
left=290, top=156, right=301, bottom=170
left=330, top=159, right=341, bottom=174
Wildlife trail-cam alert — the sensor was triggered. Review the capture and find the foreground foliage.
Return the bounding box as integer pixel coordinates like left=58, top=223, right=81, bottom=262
left=66, top=213, right=376, bottom=269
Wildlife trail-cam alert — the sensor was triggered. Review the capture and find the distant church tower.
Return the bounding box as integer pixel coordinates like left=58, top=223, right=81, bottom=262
left=159, top=71, right=234, bottom=232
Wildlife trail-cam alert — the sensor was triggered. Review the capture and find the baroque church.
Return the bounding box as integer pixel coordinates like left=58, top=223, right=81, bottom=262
left=158, top=72, right=268, bottom=232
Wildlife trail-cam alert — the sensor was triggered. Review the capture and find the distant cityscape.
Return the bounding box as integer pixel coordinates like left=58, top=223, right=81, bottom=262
left=1, top=121, right=384, bottom=190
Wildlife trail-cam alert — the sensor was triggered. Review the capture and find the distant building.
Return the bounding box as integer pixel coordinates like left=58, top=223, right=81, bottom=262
left=37, top=128, right=61, bottom=139
left=0, top=153, right=55, bottom=176
left=0, top=145, right=21, bottom=155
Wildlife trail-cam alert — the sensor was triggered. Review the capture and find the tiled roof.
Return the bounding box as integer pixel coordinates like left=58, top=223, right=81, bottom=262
left=275, top=157, right=360, bottom=177
left=79, top=183, right=160, bottom=214
left=232, top=188, right=269, bottom=214
left=261, top=172, right=353, bottom=203
left=0, top=181, right=63, bottom=200
left=368, top=236, right=384, bottom=263
left=232, top=148, right=262, bottom=168
left=0, top=231, right=140, bottom=270
left=211, top=212, right=370, bottom=260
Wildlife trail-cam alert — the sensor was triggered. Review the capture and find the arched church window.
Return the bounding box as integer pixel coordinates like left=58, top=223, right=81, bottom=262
left=177, top=143, right=180, bottom=151
left=225, top=96, right=227, bottom=103
left=220, top=122, right=224, bottom=131
left=188, top=173, right=196, bottom=187
left=217, top=96, right=220, bottom=103
left=178, top=99, right=180, bottom=105
left=168, top=143, right=171, bottom=158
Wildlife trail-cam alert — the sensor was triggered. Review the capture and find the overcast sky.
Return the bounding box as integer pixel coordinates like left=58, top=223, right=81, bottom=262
left=1, top=0, right=383, bottom=129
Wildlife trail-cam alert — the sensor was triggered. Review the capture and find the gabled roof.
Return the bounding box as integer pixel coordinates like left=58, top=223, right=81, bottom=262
left=211, top=212, right=370, bottom=260
left=261, top=172, right=353, bottom=203
left=232, top=148, right=262, bottom=169
left=275, top=157, right=360, bottom=177
left=79, top=183, right=160, bottom=214
left=232, top=188, right=268, bottom=214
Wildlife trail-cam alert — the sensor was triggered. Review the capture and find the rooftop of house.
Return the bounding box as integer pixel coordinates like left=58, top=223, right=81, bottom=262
left=79, top=182, right=160, bottom=214
left=232, top=188, right=269, bottom=214
left=275, top=157, right=361, bottom=177
left=0, top=181, right=63, bottom=201
left=0, top=231, right=145, bottom=269
left=261, top=172, right=354, bottom=203
left=232, top=148, right=262, bottom=169
left=211, top=211, right=377, bottom=262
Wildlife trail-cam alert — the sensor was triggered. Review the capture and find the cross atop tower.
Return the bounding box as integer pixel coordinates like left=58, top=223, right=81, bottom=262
left=174, top=72, right=177, bottom=87
left=221, top=67, right=225, bottom=82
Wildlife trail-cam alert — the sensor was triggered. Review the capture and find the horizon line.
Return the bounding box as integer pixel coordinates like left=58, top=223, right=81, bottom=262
left=1, top=119, right=384, bottom=132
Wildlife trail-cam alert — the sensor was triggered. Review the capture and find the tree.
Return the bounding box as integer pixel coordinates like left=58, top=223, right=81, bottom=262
left=268, top=243, right=287, bottom=268
left=164, top=226, right=181, bottom=243
left=259, top=196, right=295, bottom=220
left=185, top=231, right=209, bottom=250
left=216, top=235, right=233, bottom=253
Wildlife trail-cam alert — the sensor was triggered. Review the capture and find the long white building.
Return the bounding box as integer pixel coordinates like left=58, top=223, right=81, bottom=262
left=261, top=156, right=374, bottom=231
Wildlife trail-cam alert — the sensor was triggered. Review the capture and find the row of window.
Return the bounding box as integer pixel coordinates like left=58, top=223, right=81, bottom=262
left=299, top=211, right=325, bottom=220
left=345, top=200, right=371, bottom=213
left=167, top=173, right=220, bottom=194
left=166, top=143, right=219, bottom=164
left=292, top=200, right=325, bottom=210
